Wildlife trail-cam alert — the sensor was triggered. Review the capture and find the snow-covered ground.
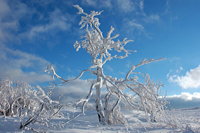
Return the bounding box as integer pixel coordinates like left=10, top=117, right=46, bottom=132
left=1, top=107, right=200, bottom=133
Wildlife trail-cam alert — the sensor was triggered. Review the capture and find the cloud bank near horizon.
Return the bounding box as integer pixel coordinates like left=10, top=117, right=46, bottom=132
left=165, top=92, right=200, bottom=109
left=168, top=66, right=200, bottom=89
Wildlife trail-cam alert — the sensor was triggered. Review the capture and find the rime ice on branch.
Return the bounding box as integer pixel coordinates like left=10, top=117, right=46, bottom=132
left=73, top=5, right=132, bottom=68
left=45, top=5, right=165, bottom=125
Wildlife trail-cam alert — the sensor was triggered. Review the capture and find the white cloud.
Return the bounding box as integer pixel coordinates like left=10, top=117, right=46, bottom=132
left=0, top=0, right=74, bottom=84
left=51, top=79, right=92, bottom=102
left=81, top=0, right=145, bottom=13
left=164, top=0, right=170, bottom=14
left=0, top=0, right=21, bottom=43
left=166, top=92, right=200, bottom=109
left=144, top=14, right=160, bottom=23
left=121, top=19, right=150, bottom=39
left=126, top=20, right=144, bottom=33
left=102, top=0, right=112, bottom=8
left=169, top=66, right=200, bottom=89
left=57, top=79, right=91, bottom=95
left=0, top=0, right=10, bottom=17
left=82, top=0, right=112, bottom=8
left=139, top=0, right=144, bottom=10
left=0, top=46, right=51, bottom=83
left=117, top=0, right=135, bottom=13
left=0, top=0, right=72, bottom=44
left=167, top=92, right=200, bottom=101
left=28, top=9, right=71, bottom=38
left=0, top=0, right=56, bottom=83
left=129, top=21, right=144, bottom=31
left=82, top=0, right=97, bottom=7
left=176, top=66, right=183, bottom=73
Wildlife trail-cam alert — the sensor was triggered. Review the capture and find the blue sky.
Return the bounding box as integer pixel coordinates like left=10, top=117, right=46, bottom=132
left=1, top=0, right=200, bottom=106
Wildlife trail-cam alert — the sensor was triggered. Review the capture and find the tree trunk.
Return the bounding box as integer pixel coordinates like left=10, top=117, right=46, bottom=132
left=95, top=67, right=106, bottom=124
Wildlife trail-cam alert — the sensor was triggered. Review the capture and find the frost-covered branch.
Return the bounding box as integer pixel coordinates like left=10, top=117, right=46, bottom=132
left=76, top=82, right=96, bottom=114
left=125, top=58, right=164, bottom=80
left=20, top=103, right=44, bottom=129
left=45, top=65, right=92, bottom=82
left=73, top=4, right=133, bottom=65
left=73, top=5, right=103, bottom=39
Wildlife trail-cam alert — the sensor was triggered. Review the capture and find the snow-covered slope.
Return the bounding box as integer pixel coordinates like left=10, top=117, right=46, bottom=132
left=1, top=107, right=200, bottom=133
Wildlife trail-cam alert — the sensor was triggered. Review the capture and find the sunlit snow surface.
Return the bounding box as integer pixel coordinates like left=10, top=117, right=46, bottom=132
left=1, top=108, right=200, bottom=133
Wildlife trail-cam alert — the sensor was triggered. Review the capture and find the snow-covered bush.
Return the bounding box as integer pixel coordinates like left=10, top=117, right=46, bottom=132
left=0, top=80, right=61, bottom=130
left=123, top=74, right=166, bottom=122
left=0, top=80, right=33, bottom=117
left=45, top=5, right=166, bottom=125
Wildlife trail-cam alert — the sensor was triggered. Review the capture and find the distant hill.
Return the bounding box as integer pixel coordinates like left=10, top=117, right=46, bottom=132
left=166, top=98, right=200, bottom=109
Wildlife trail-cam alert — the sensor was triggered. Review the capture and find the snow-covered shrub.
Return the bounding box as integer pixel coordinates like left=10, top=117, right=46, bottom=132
left=0, top=80, right=61, bottom=130
left=0, top=80, right=33, bottom=117
left=123, top=74, right=166, bottom=122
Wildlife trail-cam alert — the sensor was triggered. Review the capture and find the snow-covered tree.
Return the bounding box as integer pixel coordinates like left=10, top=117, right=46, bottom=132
left=46, top=5, right=165, bottom=125
left=0, top=80, right=61, bottom=130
